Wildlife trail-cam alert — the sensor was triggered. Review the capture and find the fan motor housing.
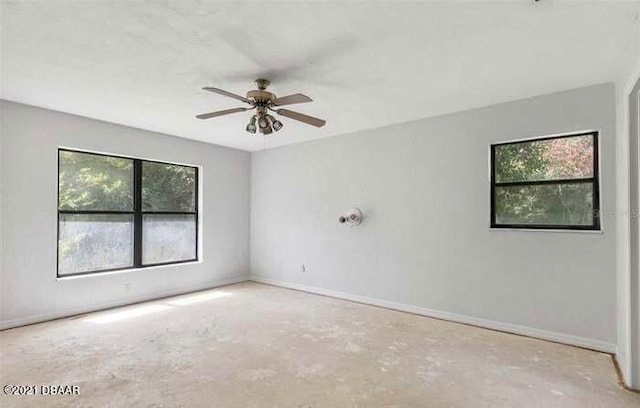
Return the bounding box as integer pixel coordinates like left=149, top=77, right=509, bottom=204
left=246, top=89, right=276, bottom=104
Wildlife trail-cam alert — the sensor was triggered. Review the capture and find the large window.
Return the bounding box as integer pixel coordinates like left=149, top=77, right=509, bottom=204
left=58, top=149, right=198, bottom=277
left=490, top=131, right=600, bottom=230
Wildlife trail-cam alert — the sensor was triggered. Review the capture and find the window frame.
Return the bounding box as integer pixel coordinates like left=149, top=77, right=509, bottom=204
left=57, top=148, right=199, bottom=278
left=490, top=131, right=601, bottom=231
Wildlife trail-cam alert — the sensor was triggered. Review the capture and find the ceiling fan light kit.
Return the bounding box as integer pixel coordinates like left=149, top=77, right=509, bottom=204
left=246, top=115, right=257, bottom=134
left=196, top=79, right=326, bottom=135
left=272, top=118, right=284, bottom=132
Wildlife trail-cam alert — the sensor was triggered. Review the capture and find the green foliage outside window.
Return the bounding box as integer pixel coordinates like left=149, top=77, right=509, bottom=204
left=142, top=161, right=196, bottom=212
left=493, top=134, right=597, bottom=228
left=59, top=151, right=133, bottom=211
left=58, top=150, right=198, bottom=275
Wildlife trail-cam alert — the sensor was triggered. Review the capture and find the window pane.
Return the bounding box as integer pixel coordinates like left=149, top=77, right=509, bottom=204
left=58, top=214, right=134, bottom=275
left=494, top=183, right=594, bottom=226
left=142, top=214, right=196, bottom=264
left=142, top=162, right=196, bottom=211
left=495, top=135, right=594, bottom=183
left=59, top=150, right=133, bottom=211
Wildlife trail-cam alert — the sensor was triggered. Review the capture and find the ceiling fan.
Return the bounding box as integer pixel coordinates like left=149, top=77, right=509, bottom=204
left=196, top=79, right=326, bottom=135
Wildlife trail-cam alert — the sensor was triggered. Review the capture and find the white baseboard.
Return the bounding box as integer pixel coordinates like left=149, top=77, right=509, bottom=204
left=0, top=275, right=251, bottom=330
left=2, top=274, right=617, bottom=355
left=251, top=276, right=617, bottom=354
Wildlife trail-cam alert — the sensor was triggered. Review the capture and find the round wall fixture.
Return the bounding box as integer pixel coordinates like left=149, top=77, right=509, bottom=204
left=338, top=208, right=363, bottom=227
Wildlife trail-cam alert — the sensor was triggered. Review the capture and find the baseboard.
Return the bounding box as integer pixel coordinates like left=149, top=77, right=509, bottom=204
left=2, top=274, right=618, bottom=355
left=0, top=275, right=251, bottom=330
left=251, top=276, right=617, bottom=354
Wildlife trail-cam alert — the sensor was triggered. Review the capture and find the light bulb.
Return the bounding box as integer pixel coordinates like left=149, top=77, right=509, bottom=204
left=246, top=115, right=257, bottom=134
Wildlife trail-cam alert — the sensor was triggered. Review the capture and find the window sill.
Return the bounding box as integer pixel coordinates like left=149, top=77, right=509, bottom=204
left=56, top=260, right=202, bottom=281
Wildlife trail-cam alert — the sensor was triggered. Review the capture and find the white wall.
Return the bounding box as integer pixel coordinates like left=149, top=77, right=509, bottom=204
left=251, top=83, right=617, bottom=351
left=0, top=84, right=625, bottom=360
left=614, top=19, right=640, bottom=388
left=0, top=102, right=4, bottom=323
left=627, top=77, right=640, bottom=389
left=0, top=101, right=251, bottom=329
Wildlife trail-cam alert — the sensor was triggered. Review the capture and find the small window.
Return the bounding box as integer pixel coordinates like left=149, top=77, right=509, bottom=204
left=58, top=149, right=198, bottom=277
left=490, top=132, right=600, bottom=230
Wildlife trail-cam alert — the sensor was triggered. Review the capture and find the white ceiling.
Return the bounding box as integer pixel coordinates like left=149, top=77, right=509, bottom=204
left=2, top=0, right=640, bottom=151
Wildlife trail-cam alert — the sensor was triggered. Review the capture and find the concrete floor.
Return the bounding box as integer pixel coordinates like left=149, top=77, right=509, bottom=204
left=0, top=282, right=638, bottom=407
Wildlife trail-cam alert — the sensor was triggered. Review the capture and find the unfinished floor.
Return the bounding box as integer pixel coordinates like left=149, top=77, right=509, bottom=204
left=0, top=282, right=637, bottom=407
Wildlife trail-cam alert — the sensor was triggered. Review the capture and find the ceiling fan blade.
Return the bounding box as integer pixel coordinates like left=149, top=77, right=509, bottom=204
left=195, top=107, right=251, bottom=120
left=203, top=87, right=250, bottom=104
left=272, top=93, right=313, bottom=106
left=276, top=109, right=326, bottom=128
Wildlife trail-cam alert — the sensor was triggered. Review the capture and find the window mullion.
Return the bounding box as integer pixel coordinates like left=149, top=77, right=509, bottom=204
left=133, top=159, right=143, bottom=268
left=494, top=178, right=595, bottom=188
left=58, top=210, right=135, bottom=215
left=140, top=211, right=197, bottom=215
